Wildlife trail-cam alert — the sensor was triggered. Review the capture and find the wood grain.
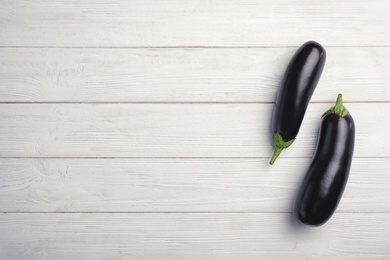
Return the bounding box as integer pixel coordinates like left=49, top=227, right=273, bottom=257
left=0, top=158, right=388, bottom=213
left=1, top=213, right=389, bottom=259
left=1, top=0, right=390, bottom=258
left=1, top=47, right=389, bottom=102
left=1, top=0, right=389, bottom=47
left=0, top=103, right=387, bottom=157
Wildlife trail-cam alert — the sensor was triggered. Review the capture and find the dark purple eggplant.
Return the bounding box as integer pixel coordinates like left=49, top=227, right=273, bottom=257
left=293, top=94, right=355, bottom=226
left=270, top=41, right=326, bottom=165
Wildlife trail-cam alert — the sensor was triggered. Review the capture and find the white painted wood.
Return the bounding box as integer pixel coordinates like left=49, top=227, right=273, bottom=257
left=0, top=158, right=388, bottom=213
left=1, top=0, right=390, bottom=47
left=1, top=47, right=389, bottom=102
left=0, top=103, right=386, bottom=157
left=1, top=0, right=389, bottom=258
left=1, top=213, right=389, bottom=259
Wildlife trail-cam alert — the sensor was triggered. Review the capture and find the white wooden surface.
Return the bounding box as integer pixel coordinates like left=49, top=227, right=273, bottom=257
left=1, top=0, right=390, bottom=259
left=1, top=48, right=389, bottom=102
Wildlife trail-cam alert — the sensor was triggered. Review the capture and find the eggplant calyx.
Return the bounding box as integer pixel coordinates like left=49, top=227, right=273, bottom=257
left=323, top=93, right=349, bottom=117
left=269, top=132, right=295, bottom=165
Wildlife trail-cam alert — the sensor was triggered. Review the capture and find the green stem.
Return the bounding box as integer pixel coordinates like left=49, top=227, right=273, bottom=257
left=269, top=132, right=295, bottom=165
left=270, top=147, right=283, bottom=165
left=323, top=93, right=349, bottom=117
left=334, top=94, right=345, bottom=116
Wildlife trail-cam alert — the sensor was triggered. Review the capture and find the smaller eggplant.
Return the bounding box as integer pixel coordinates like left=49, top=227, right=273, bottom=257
left=293, top=94, right=355, bottom=226
left=270, top=41, right=326, bottom=165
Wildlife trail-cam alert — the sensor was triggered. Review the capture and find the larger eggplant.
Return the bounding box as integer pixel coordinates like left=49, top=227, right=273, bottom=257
left=293, top=94, right=355, bottom=226
left=270, top=41, right=326, bottom=165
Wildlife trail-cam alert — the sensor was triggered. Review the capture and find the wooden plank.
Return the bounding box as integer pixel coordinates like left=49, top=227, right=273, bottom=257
left=0, top=158, right=388, bottom=213
left=0, top=103, right=387, bottom=157
left=1, top=0, right=390, bottom=47
left=1, top=213, right=389, bottom=259
left=0, top=103, right=381, bottom=158
left=1, top=47, right=389, bottom=102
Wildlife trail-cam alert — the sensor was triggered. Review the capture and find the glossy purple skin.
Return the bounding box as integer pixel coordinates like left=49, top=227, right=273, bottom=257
left=293, top=113, right=355, bottom=226
left=272, top=41, right=326, bottom=142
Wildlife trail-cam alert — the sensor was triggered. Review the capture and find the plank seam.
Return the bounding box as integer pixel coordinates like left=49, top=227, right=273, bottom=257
left=1, top=46, right=390, bottom=49
left=1, top=101, right=389, bottom=104
left=0, top=156, right=388, bottom=159
left=1, top=211, right=388, bottom=214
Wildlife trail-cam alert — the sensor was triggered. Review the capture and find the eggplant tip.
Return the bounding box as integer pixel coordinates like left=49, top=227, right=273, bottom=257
left=269, top=133, right=295, bottom=165
left=269, top=147, right=283, bottom=165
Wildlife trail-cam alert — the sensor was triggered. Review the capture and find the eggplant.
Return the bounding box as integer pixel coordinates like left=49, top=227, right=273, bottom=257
left=293, top=94, right=355, bottom=226
left=270, top=41, right=326, bottom=165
